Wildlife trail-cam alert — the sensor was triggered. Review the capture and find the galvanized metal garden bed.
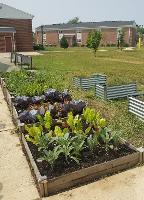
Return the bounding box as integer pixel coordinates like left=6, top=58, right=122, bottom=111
left=128, top=94, right=144, bottom=121
left=96, top=83, right=137, bottom=100
left=73, top=74, right=107, bottom=90
left=11, top=52, right=32, bottom=70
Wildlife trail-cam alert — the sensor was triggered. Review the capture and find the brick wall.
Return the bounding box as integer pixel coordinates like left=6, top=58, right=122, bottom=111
left=0, top=18, right=33, bottom=52
left=0, top=32, right=14, bottom=52
left=35, top=27, right=137, bottom=47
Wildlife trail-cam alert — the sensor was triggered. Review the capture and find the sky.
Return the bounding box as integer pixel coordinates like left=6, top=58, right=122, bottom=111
left=1, top=0, right=144, bottom=29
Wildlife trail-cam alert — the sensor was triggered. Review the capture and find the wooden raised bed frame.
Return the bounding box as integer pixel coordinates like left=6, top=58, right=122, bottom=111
left=21, top=132, right=141, bottom=197
left=0, top=78, right=143, bottom=197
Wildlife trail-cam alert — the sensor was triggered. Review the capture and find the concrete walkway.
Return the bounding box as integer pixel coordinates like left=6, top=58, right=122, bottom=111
left=46, top=166, right=144, bottom=200
left=0, top=53, right=18, bottom=72
left=0, top=86, right=39, bottom=200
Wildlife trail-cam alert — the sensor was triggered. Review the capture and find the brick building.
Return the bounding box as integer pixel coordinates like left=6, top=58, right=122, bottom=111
left=35, top=21, right=137, bottom=47
left=0, top=3, right=34, bottom=52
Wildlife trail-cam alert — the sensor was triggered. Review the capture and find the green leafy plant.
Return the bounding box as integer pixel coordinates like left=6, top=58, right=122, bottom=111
left=67, top=112, right=83, bottom=134
left=25, top=124, right=43, bottom=145
left=56, top=133, right=80, bottom=164
left=72, top=134, right=86, bottom=157
left=87, top=134, right=99, bottom=153
left=100, top=128, right=119, bottom=150
left=40, top=146, right=62, bottom=169
left=37, top=111, right=52, bottom=130
left=54, top=126, right=68, bottom=137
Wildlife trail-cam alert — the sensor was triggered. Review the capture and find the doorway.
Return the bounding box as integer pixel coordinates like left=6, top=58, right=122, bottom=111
left=5, top=37, right=12, bottom=52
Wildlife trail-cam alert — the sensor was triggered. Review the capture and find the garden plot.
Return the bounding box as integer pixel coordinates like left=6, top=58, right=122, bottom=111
left=96, top=83, right=137, bottom=100
left=128, top=94, right=144, bottom=121
left=73, top=74, right=107, bottom=90
left=0, top=71, right=143, bottom=197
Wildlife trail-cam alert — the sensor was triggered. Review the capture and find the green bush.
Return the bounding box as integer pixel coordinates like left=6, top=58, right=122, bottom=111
left=33, top=44, right=45, bottom=51
left=60, top=36, right=69, bottom=49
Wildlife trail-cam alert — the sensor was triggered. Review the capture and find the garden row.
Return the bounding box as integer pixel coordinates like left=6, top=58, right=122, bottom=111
left=1, top=71, right=144, bottom=197
left=74, top=74, right=144, bottom=121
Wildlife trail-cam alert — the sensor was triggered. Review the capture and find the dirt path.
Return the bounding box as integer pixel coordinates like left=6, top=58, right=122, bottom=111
left=0, top=87, right=40, bottom=200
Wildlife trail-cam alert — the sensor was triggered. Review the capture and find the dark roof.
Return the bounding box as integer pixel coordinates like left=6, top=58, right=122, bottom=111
left=0, top=3, right=34, bottom=19
left=36, top=21, right=136, bottom=31
left=0, top=27, right=16, bottom=32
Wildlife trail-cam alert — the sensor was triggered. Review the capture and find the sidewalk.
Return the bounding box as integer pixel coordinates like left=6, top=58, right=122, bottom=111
left=46, top=165, right=144, bottom=200
left=0, top=53, right=19, bottom=72
left=0, top=86, right=39, bottom=200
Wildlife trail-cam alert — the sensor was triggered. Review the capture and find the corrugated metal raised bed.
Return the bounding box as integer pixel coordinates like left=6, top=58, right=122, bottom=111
left=96, top=83, right=137, bottom=100
left=73, top=74, right=107, bottom=90
left=128, top=95, right=144, bottom=121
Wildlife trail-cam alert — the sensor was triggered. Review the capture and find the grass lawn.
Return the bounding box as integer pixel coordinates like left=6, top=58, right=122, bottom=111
left=32, top=47, right=144, bottom=147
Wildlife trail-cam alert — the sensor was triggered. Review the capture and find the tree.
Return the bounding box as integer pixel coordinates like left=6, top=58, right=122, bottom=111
left=117, top=29, right=124, bottom=50
left=60, top=36, right=69, bottom=49
left=67, top=17, right=80, bottom=24
left=86, top=30, right=102, bottom=56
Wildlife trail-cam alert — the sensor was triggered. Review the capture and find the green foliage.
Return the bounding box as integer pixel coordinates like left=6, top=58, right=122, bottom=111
left=100, top=128, right=119, bottom=150
left=87, top=134, right=99, bottom=153
left=67, top=17, right=80, bottom=24
left=60, top=36, right=69, bottom=49
left=37, top=111, right=52, bottom=130
left=117, top=29, right=125, bottom=50
left=41, top=146, right=62, bottom=169
left=86, top=30, right=102, bottom=56
left=25, top=125, right=43, bottom=145
left=67, top=112, right=83, bottom=134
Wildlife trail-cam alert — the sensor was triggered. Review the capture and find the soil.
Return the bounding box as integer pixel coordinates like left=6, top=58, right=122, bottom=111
left=27, top=141, right=136, bottom=180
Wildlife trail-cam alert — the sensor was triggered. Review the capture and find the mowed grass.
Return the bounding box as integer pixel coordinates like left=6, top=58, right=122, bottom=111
left=33, top=47, right=144, bottom=147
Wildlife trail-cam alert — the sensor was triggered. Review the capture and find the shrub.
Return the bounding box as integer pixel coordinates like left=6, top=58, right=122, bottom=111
left=60, top=36, right=69, bottom=49
left=33, top=44, right=45, bottom=51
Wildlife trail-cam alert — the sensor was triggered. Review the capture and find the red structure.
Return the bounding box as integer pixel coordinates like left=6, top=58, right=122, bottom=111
left=35, top=21, right=137, bottom=47
left=0, top=3, right=34, bottom=52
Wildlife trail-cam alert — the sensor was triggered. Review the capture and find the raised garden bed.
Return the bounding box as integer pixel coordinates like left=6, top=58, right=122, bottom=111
left=73, top=74, right=107, bottom=90
left=96, top=83, right=137, bottom=100
left=128, top=94, right=144, bottom=121
left=1, top=75, right=143, bottom=198
left=22, top=132, right=140, bottom=197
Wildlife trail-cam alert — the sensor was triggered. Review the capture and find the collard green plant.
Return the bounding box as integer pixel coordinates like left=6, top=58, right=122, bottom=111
left=40, top=146, right=62, bottom=169
left=87, top=134, right=99, bottom=153
left=100, top=128, right=119, bottom=150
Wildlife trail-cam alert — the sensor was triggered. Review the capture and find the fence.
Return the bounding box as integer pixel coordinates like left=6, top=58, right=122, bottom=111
left=128, top=96, right=144, bottom=121
left=11, top=52, right=32, bottom=70
left=73, top=74, right=107, bottom=90
left=95, top=83, right=137, bottom=100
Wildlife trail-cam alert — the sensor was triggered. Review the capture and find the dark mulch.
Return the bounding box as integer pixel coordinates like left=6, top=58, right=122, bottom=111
left=27, top=141, right=136, bottom=180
